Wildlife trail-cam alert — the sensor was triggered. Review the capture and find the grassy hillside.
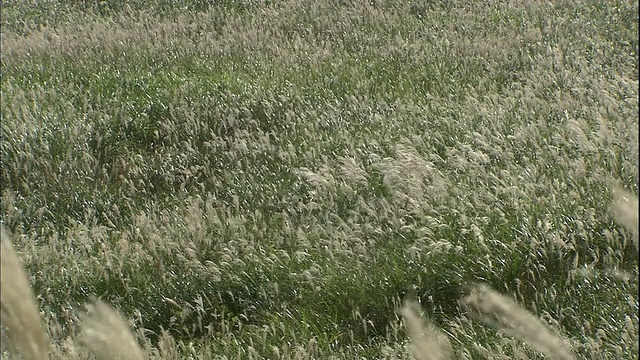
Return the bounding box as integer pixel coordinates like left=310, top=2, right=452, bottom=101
left=1, top=0, right=638, bottom=358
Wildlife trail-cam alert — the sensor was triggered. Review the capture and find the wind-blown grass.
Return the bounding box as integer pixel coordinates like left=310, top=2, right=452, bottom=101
left=1, top=228, right=146, bottom=360
left=463, top=284, right=575, bottom=360
left=78, top=301, right=145, bottom=360
left=1, top=228, right=49, bottom=360
left=400, top=300, right=453, bottom=360
left=1, top=0, right=638, bottom=358
left=610, top=183, right=639, bottom=250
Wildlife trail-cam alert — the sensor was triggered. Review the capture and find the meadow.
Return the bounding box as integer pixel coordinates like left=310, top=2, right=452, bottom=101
left=1, top=0, right=638, bottom=358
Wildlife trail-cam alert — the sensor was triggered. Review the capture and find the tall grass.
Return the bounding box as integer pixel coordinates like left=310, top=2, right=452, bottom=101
left=2, top=225, right=589, bottom=359
left=1, top=0, right=638, bottom=358
left=1, top=228, right=49, bottom=360
left=1, top=228, right=147, bottom=360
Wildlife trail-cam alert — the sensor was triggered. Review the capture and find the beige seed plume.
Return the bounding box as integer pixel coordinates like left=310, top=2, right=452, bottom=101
left=1, top=227, right=50, bottom=360
left=463, top=284, right=575, bottom=360
left=610, top=184, right=639, bottom=251
left=400, top=300, right=453, bottom=360
left=79, top=301, right=146, bottom=360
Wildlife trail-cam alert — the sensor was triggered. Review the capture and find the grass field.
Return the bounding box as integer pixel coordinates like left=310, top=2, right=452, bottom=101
left=1, top=0, right=638, bottom=358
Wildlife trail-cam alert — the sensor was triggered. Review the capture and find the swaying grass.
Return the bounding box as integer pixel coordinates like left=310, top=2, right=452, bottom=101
left=1, top=0, right=638, bottom=358
left=3, top=227, right=586, bottom=360
left=78, top=301, right=146, bottom=360
left=2, top=228, right=146, bottom=360
left=400, top=300, right=453, bottom=360
left=1, top=228, right=49, bottom=360
left=610, top=183, right=639, bottom=250
left=462, top=284, right=575, bottom=360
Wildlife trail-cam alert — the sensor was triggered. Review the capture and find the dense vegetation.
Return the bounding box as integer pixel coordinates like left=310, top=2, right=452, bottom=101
left=1, top=0, right=638, bottom=358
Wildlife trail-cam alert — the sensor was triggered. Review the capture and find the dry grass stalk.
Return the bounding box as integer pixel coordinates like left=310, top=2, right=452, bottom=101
left=0, top=227, right=50, bottom=360
left=610, top=184, right=639, bottom=251
left=79, top=301, right=146, bottom=360
left=463, top=284, right=575, bottom=360
left=400, top=300, right=453, bottom=360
